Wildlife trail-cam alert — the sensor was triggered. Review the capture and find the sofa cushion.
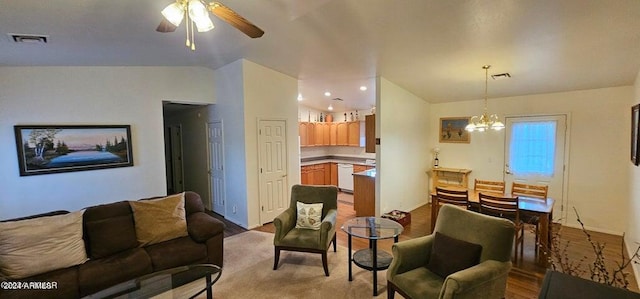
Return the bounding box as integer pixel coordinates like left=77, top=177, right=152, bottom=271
left=0, top=210, right=88, bottom=279
left=145, top=236, right=208, bottom=271
left=129, top=193, right=188, bottom=246
left=85, top=215, right=138, bottom=259
left=0, top=265, right=80, bottom=299
left=426, top=232, right=482, bottom=278
left=78, top=248, right=153, bottom=297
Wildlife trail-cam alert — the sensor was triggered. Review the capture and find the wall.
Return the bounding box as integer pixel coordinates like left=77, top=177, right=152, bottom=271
left=210, top=59, right=298, bottom=229
left=626, top=69, right=640, bottom=285
left=243, top=60, right=299, bottom=228
left=0, top=66, right=215, bottom=219
left=210, top=60, right=248, bottom=226
left=431, top=86, right=632, bottom=234
left=377, top=77, right=431, bottom=216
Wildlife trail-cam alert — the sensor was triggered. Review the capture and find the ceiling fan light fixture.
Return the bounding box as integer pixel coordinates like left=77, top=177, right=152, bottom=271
left=161, top=3, right=185, bottom=27
left=195, top=16, right=215, bottom=32
left=188, top=1, right=208, bottom=22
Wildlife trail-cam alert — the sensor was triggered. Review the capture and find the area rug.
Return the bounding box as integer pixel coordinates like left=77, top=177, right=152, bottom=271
left=212, top=231, right=388, bottom=298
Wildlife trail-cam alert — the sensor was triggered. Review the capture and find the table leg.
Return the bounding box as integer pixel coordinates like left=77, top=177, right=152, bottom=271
left=348, top=234, right=353, bottom=281
left=430, top=194, right=437, bottom=232
left=538, top=212, right=551, bottom=267
left=206, top=274, right=212, bottom=299
left=372, top=239, right=378, bottom=296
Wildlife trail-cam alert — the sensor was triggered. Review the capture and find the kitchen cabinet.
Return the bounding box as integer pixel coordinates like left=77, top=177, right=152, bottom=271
left=347, top=121, right=360, bottom=146
left=301, top=163, right=334, bottom=185
left=336, top=122, right=348, bottom=145
left=330, top=163, right=338, bottom=186
left=353, top=170, right=376, bottom=216
left=365, top=114, right=375, bottom=153
left=314, top=123, right=324, bottom=145
left=299, top=121, right=362, bottom=147
left=353, top=164, right=374, bottom=174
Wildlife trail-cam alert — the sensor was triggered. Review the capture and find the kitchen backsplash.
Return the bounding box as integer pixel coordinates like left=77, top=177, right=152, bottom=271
left=300, top=145, right=375, bottom=159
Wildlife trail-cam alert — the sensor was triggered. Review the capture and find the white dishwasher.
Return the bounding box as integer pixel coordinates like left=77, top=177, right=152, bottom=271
left=338, top=163, right=354, bottom=192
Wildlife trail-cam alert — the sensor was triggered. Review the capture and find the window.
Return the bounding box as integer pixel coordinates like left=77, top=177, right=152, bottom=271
left=508, top=121, right=556, bottom=176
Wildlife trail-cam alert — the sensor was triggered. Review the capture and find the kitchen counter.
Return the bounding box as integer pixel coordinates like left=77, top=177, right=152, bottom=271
left=353, top=169, right=376, bottom=177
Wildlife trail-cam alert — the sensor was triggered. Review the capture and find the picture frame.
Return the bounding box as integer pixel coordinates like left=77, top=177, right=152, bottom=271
left=14, top=125, right=133, bottom=176
left=632, top=104, right=640, bottom=166
left=439, top=117, right=471, bottom=143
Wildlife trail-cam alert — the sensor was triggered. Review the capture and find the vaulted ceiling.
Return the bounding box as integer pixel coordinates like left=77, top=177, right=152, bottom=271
left=2, top=0, right=639, bottom=112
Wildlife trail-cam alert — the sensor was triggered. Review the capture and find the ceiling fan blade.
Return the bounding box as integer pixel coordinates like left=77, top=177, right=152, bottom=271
left=156, top=19, right=177, bottom=33
left=208, top=2, right=264, bottom=38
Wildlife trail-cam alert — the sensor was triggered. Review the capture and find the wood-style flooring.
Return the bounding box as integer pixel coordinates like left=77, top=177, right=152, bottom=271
left=213, top=192, right=639, bottom=298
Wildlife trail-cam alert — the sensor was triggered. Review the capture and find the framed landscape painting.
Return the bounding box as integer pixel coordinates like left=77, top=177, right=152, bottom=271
left=439, top=117, right=471, bottom=143
left=14, top=125, right=133, bottom=176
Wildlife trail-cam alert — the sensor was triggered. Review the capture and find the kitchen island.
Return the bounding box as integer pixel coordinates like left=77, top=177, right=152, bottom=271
left=353, top=168, right=376, bottom=216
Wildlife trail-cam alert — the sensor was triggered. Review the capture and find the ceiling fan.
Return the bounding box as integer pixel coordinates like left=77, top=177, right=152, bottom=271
left=157, top=0, right=264, bottom=50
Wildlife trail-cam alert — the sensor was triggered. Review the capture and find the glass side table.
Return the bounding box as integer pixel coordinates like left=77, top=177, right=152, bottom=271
left=83, top=264, right=222, bottom=299
left=342, top=217, right=404, bottom=296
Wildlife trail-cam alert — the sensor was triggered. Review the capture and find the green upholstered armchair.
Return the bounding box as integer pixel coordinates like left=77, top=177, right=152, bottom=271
left=387, top=204, right=515, bottom=299
left=273, top=184, right=338, bottom=276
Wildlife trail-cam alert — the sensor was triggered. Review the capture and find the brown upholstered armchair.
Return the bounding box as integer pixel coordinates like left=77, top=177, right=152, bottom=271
left=273, top=184, right=338, bottom=276
left=387, top=204, right=515, bottom=299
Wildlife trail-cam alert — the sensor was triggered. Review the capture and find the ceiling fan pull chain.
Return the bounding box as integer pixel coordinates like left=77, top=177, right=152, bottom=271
left=185, top=9, right=191, bottom=48
left=191, top=19, right=196, bottom=50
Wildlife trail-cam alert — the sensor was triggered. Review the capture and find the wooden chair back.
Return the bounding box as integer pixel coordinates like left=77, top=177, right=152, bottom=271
left=478, top=192, right=520, bottom=222
left=474, top=179, right=505, bottom=194
left=435, top=187, right=469, bottom=208
left=511, top=182, right=548, bottom=199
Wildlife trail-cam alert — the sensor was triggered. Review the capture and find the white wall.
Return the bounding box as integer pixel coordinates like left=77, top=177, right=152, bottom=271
left=243, top=60, right=299, bottom=228
left=377, top=77, right=431, bottom=216
left=210, top=60, right=248, bottom=226
left=626, top=69, right=640, bottom=285
left=0, top=66, right=215, bottom=219
left=431, top=86, right=632, bottom=234
left=210, top=59, right=298, bottom=229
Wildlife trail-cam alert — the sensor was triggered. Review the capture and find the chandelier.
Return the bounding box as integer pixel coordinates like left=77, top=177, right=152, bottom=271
left=465, top=65, right=505, bottom=132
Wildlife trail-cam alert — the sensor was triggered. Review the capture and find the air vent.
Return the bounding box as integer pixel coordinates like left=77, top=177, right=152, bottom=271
left=9, top=34, right=48, bottom=44
left=332, top=98, right=344, bottom=101
left=491, top=73, right=511, bottom=80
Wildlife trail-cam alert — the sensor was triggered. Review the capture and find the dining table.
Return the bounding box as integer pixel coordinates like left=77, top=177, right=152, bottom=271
left=430, top=189, right=555, bottom=267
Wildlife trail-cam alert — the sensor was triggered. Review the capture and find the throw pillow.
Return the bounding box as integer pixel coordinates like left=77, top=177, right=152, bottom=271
left=129, top=192, right=188, bottom=247
left=426, top=232, right=483, bottom=278
left=0, top=210, right=88, bottom=279
left=295, top=202, right=323, bottom=230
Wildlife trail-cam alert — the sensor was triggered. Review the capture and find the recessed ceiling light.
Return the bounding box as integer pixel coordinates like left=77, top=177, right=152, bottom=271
left=324, top=91, right=331, bottom=97
left=359, top=86, right=367, bottom=91
left=297, top=93, right=303, bottom=101
left=328, top=104, right=333, bottom=111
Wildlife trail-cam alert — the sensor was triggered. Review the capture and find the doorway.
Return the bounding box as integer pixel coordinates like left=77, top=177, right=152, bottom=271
left=504, top=114, right=569, bottom=222
left=165, top=124, right=184, bottom=194
left=208, top=121, right=227, bottom=216
left=258, top=119, right=289, bottom=224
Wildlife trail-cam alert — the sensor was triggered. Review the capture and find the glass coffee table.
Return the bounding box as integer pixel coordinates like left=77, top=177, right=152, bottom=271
left=342, top=217, right=404, bottom=296
left=83, top=264, right=222, bottom=299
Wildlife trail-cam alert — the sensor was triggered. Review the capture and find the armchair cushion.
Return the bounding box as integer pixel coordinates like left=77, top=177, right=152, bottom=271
left=427, top=232, right=482, bottom=278
left=295, top=202, right=323, bottom=230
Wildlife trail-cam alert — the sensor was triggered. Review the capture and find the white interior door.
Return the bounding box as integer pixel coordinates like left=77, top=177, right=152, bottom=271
left=258, top=120, right=289, bottom=224
left=208, top=121, right=226, bottom=216
left=504, top=115, right=568, bottom=221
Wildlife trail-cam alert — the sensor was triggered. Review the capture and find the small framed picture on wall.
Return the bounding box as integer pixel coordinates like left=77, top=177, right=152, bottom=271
left=439, top=117, right=471, bottom=143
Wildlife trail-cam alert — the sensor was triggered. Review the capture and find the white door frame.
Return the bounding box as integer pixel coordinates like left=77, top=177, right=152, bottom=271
left=503, top=113, right=571, bottom=223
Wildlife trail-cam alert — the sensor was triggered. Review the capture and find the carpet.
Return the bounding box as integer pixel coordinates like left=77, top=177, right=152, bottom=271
left=213, top=231, right=388, bottom=298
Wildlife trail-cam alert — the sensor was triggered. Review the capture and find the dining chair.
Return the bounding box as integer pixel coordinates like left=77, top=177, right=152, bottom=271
left=511, top=182, right=549, bottom=257
left=478, top=192, right=524, bottom=264
left=474, top=179, right=506, bottom=194
left=434, top=187, right=469, bottom=217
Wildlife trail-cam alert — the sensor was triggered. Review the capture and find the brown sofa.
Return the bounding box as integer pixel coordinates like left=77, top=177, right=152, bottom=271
left=0, top=191, right=225, bottom=299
